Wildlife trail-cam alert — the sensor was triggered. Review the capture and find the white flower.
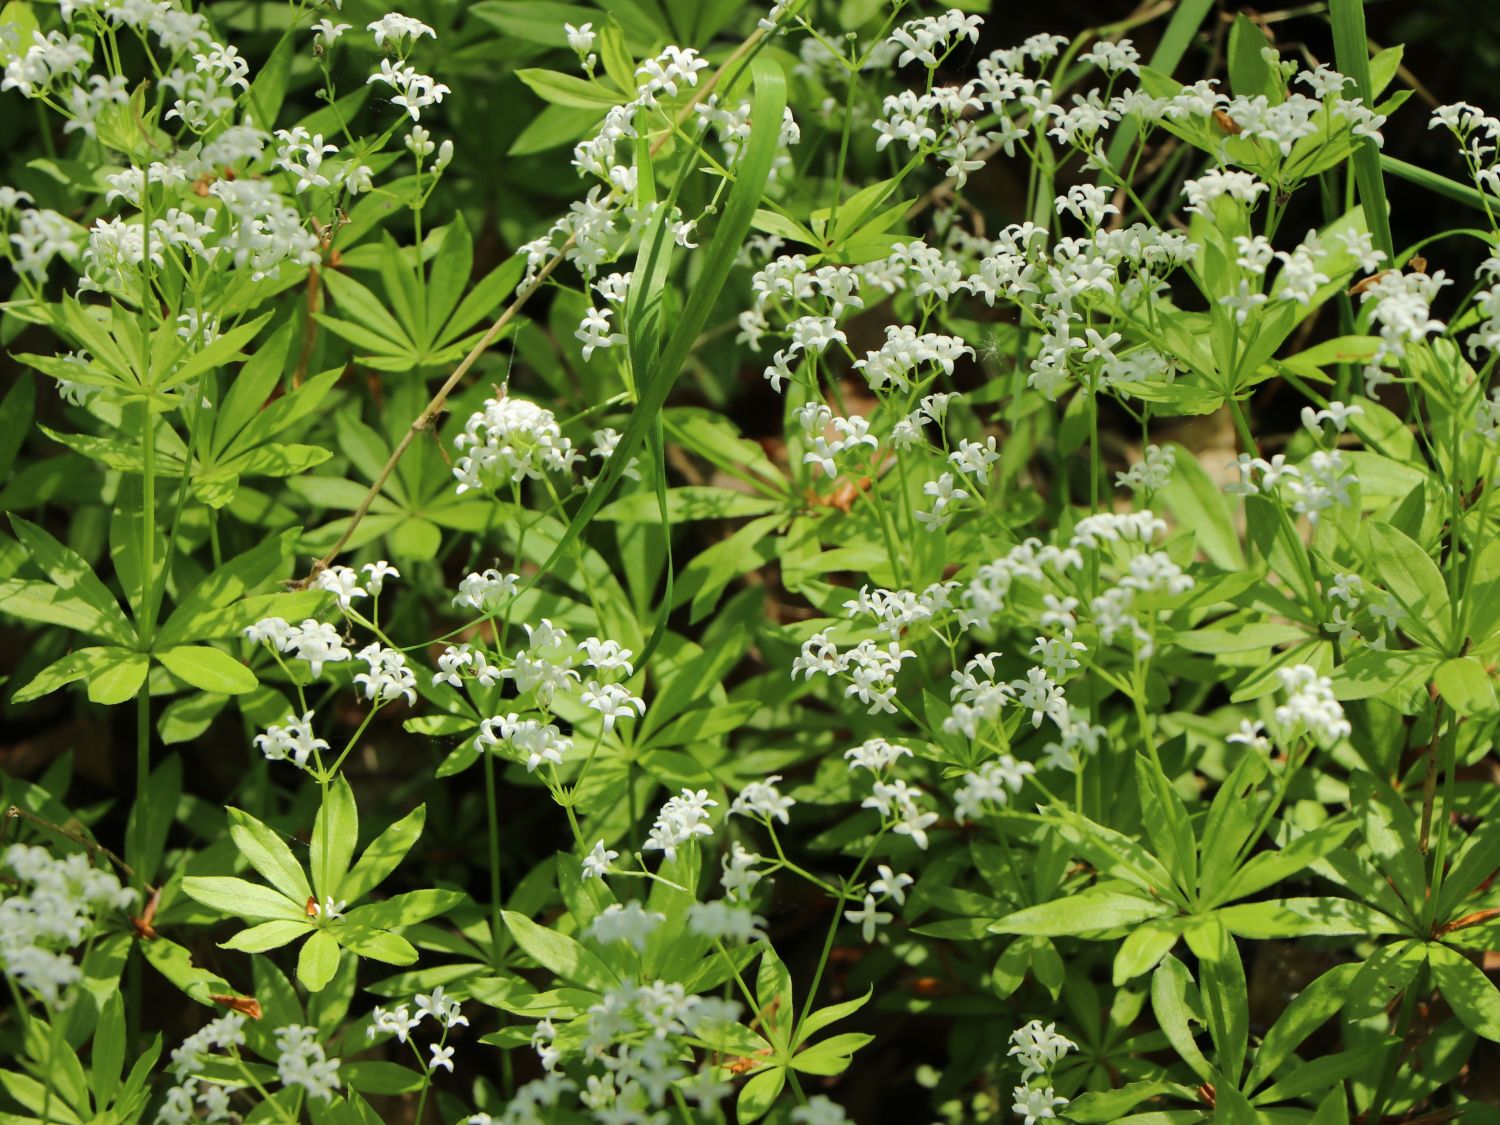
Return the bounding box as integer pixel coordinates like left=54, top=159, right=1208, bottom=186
left=564, top=22, right=595, bottom=62
left=1012, top=1085, right=1069, bottom=1125
left=869, top=865, right=912, bottom=905
left=589, top=901, right=665, bottom=951
left=313, top=19, right=351, bottom=47
left=843, top=893, right=892, bottom=942
left=453, top=569, right=519, bottom=612
left=687, top=900, right=766, bottom=942
left=477, top=714, right=573, bottom=772
left=428, top=1044, right=455, bottom=1073
left=353, top=643, right=417, bottom=705
left=367, top=59, right=449, bottom=122
left=453, top=395, right=577, bottom=492
left=582, top=840, right=619, bottom=880
left=360, top=560, right=400, bottom=595
left=1272, top=664, right=1350, bottom=748
left=274, top=1025, right=341, bottom=1102
left=643, top=789, right=717, bottom=861
left=720, top=843, right=764, bottom=902
left=1008, top=1019, right=1077, bottom=1081
left=730, top=776, right=795, bottom=824
left=367, top=12, right=436, bottom=48
left=313, top=565, right=366, bottom=609
left=283, top=620, right=352, bottom=678
left=581, top=680, right=645, bottom=731
left=576, top=305, right=623, bottom=360
left=254, top=712, right=328, bottom=770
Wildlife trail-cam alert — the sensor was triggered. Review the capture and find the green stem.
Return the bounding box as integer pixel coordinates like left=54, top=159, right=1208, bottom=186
left=482, top=745, right=504, bottom=966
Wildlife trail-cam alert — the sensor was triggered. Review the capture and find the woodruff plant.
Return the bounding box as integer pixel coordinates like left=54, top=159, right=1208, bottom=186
left=2, top=0, right=1500, bottom=1122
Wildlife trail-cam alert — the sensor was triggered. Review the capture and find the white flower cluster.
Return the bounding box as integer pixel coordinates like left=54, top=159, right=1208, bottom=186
left=889, top=9, right=983, bottom=69
left=1009, top=1020, right=1077, bottom=1125
left=953, top=755, right=1037, bottom=823
left=1115, top=443, right=1176, bottom=492
left=0, top=844, right=136, bottom=1006
left=245, top=617, right=351, bottom=677
left=687, top=899, right=767, bottom=943
left=842, top=581, right=958, bottom=640
left=369, top=984, right=470, bottom=1046
left=1271, top=664, right=1351, bottom=748
left=522, top=43, right=722, bottom=281
left=353, top=642, right=418, bottom=705
left=589, top=901, right=665, bottom=951
left=1357, top=268, right=1450, bottom=364
left=730, top=775, right=796, bottom=824
left=254, top=710, right=329, bottom=770
left=477, top=713, right=573, bottom=773
left=1227, top=449, right=1356, bottom=524
left=159, top=1012, right=247, bottom=1125
left=274, top=1024, right=342, bottom=1102
left=519, top=979, right=740, bottom=1122
left=453, top=394, right=578, bottom=493
left=792, top=631, right=916, bottom=715
left=642, top=788, right=717, bottom=861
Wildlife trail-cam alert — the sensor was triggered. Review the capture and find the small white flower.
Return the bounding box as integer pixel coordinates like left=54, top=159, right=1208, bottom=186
left=582, top=840, right=619, bottom=880
left=869, top=864, right=912, bottom=905
left=843, top=893, right=892, bottom=942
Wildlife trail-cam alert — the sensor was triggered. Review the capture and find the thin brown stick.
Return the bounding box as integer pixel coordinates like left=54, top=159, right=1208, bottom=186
left=5, top=805, right=139, bottom=883
left=294, top=27, right=772, bottom=586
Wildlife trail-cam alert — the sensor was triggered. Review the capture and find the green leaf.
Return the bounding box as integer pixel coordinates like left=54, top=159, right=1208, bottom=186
left=1434, top=656, right=1497, bottom=716
left=1214, top=819, right=1357, bottom=906
left=1427, top=942, right=1500, bottom=1040
left=8, top=515, right=131, bottom=644
left=991, top=891, right=1172, bottom=936
left=341, top=805, right=425, bottom=903
left=320, top=269, right=412, bottom=349
left=139, top=936, right=232, bottom=1006
left=1227, top=13, right=1279, bottom=100
left=1113, top=918, right=1187, bottom=984
left=337, top=924, right=417, bottom=965
left=343, top=1061, right=426, bottom=1096
left=156, top=314, right=272, bottom=391
left=736, top=1066, right=785, bottom=1123
left=86, top=648, right=150, bottom=705
left=181, top=876, right=305, bottom=921
left=795, top=988, right=871, bottom=1047
left=311, top=775, right=360, bottom=904
left=1134, top=753, right=1196, bottom=895
left=157, top=529, right=298, bottom=647
left=502, top=910, right=616, bottom=991
left=1159, top=444, right=1245, bottom=569
left=517, top=67, right=623, bottom=108
left=1245, top=962, right=1361, bottom=1091
left=298, top=929, right=342, bottom=992
left=1436, top=818, right=1500, bottom=921
left=1363, top=504, right=1450, bottom=651
left=791, top=1031, right=873, bottom=1075
left=425, top=216, right=473, bottom=335
left=1051, top=808, right=1180, bottom=900
left=220, top=919, right=313, bottom=953
left=157, top=645, right=258, bottom=695
left=1332, top=647, right=1440, bottom=701
left=1151, top=955, right=1213, bottom=1082
left=228, top=807, right=313, bottom=904
left=1183, top=918, right=1248, bottom=1082
left=90, top=991, right=126, bottom=1109
left=341, top=889, right=463, bottom=930
left=1216, top=897, right=1400, bottom=938
left=1330, top=0, right=1394, bottom=257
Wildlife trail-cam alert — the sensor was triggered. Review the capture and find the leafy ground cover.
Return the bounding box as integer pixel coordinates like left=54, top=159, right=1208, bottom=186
left=3, top=0, right=1500, bottom=1122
